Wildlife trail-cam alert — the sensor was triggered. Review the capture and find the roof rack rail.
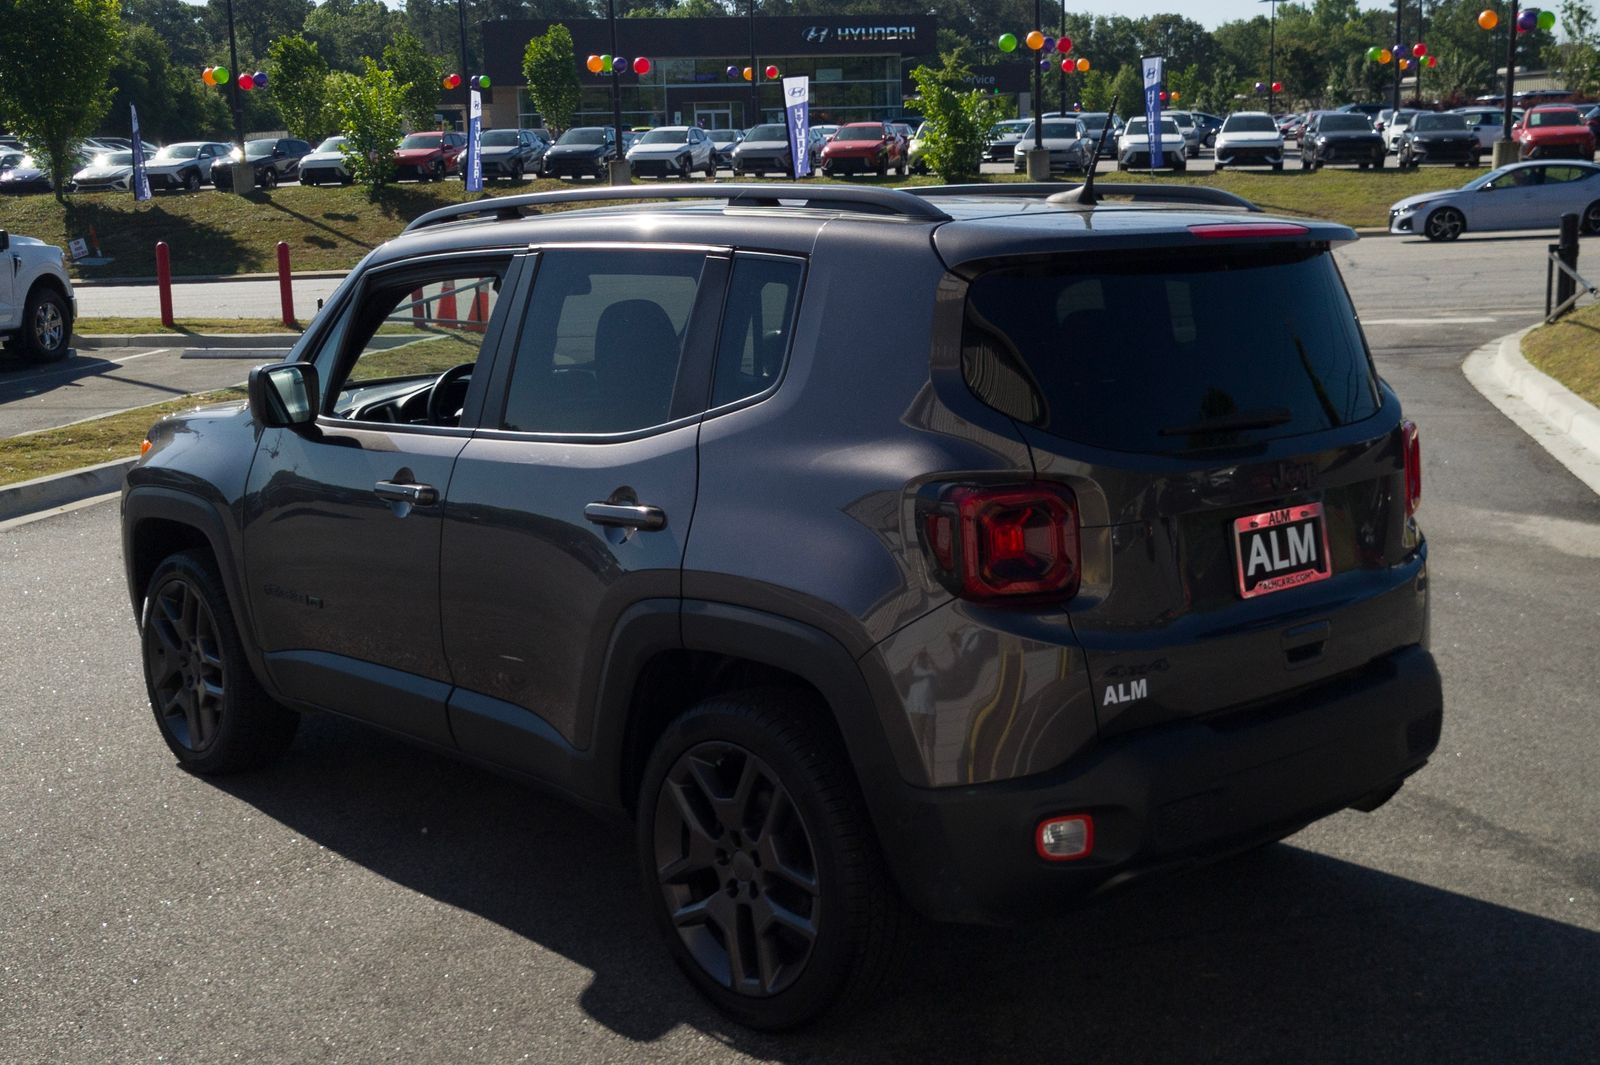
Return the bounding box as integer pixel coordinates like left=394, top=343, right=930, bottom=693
left=907, top=182, right=1262, bottom=213
left=403, top=182, right=951, bottom=233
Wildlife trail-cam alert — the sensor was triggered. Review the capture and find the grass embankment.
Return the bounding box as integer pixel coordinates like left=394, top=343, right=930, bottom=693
left=0, top=389, right=244, bottom=488
left=1522, top=301, right=1600, bottom=407
left=9, top=166, right=1443, bottom=283
left=75, top=317, right=302, bottom=334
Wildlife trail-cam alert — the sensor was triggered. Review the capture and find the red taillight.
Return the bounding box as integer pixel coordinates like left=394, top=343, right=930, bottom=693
left=1188, top=222, right=1310, bottom=239
left=1402, top=419, right=1421, bottom=516
left=922, top=483, right=1080, bottom=603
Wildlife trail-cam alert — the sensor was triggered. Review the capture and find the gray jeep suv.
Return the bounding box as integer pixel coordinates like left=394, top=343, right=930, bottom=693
left=122, top=183, right=1440, bottom=1030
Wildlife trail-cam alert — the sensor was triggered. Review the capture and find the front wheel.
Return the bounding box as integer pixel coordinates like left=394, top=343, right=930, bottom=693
left=17, top=285, right=72, bottom=363
left=1424, top=206, right=1465, bottom=242
left=638, top=690, right=902, bottom=1030
left=141, top=551, right=299, bottom=774
left=260, top=168, right=277, bottom=189
left=1581, top=199, right=1600, bottom=235
left=184, top=169, right=202, bottom=192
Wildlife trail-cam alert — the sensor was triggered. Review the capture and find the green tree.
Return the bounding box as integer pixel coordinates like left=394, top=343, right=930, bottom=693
left=522, top=23, right=583, bottom=133
left=1547, top=1, right=1600, bottom=95
left=1110, top=62, right=1142, bottom=119
left=383, top=31, right=444, bottom=130
left=326, top=59, right=404, bottom=199
left=104, top=22, right=230, bottom=142
left=304, top=0, right=403, bottom=73
left=200, top=0, right=309, bottom=66
left=909, top=51, right=998, bottom=182
left=267, top=34, right=330, bottom=141
left=0, top=0, right=122, bottom=200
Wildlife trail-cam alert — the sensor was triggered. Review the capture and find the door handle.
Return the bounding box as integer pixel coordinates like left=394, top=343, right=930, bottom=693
left=374, top=480, right=438, bottom=506
left=584, top=502, right=666, bottom=531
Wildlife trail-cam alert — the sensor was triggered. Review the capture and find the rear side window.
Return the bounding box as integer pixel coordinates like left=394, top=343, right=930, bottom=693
left=711, top=255, right=804, bottom=408
left=962, top=247, right=1381, bottom=453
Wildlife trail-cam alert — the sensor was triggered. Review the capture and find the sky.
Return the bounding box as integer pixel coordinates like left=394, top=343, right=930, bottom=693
left=1101, top=1, right=1395, bottom=29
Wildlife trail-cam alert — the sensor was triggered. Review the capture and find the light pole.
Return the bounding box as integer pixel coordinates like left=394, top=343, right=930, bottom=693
left=223, top=0, right=250, bottom=195
left=1496, top=1, right=1521, bottom=168
left=1392, top=0, right=1403, bottom=118
left=1057, top=0, right=1067, bottom=115
left=1260, top=0, right=1279, bottom=114
left=1031, top=0, right=1043, bottom=155
left=748, top=0, right=759, bottom=126
left=607, top=0, right=627, bottom=182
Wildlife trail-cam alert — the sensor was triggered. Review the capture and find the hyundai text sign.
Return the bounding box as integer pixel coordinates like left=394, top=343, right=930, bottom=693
left=802, top=24, right=919, bottom=44
left=1141, top=55, right=1164, bottom=170
left=784, top=76, right=811, bottom=178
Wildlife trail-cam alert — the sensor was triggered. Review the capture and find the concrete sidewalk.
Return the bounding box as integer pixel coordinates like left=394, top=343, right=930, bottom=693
left=1462, top=327, right=1600, bottom=497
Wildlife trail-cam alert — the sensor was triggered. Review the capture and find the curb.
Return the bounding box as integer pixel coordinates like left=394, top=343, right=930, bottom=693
left=73, top=270, right=349, bottom=287
left=1463, top=326, right=1600, bottom=497
left=0, top=458, right=133, bottom=523
left=75, top=333, right=300, bottom=349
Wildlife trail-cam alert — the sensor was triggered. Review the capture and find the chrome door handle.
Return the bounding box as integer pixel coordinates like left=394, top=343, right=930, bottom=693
left=374, top=480, right=438, bottom=506
left=584, top=502, right=666, bottom=531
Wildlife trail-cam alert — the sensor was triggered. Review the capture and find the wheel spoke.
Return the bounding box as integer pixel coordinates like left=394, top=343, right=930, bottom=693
left=670, top=894, right=714, bottom=929
left=656, top=826, right=718, bottom=884
left=182, top=692, right=202, bottom=743
left=723, top=899, right=758, bottom=991
left=664, top=778, right=723, bottom=848
left=753, top=893, right=817, bottom=944
left=195, top=693, right=219, bottom=746
left=752, top=917, right=783, bottom=992
left=178, top=586, right=197, bottom=640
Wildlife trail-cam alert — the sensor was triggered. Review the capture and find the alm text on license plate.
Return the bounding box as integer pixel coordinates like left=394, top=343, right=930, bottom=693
left=1233, top=502, right=1332, bottom=599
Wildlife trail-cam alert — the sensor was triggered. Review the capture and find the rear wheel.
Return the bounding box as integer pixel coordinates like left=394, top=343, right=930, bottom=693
left=17, top=285, right=71, bottom=363
left=638, top=690, right=902, bottom=1030
left=140, top=551, right=299, bottom=774
left=1582, top=200, right=1600, bottom=235
left=1424, top=206, right=1465, bottom=242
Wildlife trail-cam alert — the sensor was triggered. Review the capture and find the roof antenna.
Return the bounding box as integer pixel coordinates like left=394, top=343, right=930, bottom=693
left=1056, top=93, right=1119, bottom=208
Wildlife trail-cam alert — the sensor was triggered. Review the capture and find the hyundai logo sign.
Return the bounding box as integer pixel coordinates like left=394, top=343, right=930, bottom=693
left=802, top=24, right=919, bottom=44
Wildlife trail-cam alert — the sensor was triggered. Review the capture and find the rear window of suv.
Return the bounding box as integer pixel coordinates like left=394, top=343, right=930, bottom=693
left=961, top=247, right=1381, bottom=452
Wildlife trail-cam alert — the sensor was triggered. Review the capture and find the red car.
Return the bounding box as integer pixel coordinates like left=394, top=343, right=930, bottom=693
left=1515, top=105, right=1597, bottom=160
left=819, top=121, right=906, bottom=178
left=393, top=131, right=467, bottom=181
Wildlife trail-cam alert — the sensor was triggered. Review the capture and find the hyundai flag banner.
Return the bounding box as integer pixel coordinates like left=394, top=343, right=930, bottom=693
left=130, top=103, right=151, bottom=201
left=783, top=76, right=811, bottom=178
left=465, top=89, right=484, bottom=191
left=1141, top=55, right=1164, bottom=170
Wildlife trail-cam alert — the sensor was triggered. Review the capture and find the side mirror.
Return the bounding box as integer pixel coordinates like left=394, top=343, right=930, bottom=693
left=248, top=362, right=320, bottom=429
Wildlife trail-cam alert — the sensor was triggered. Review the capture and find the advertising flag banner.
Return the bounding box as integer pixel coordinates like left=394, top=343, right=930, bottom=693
left=130, top=104, right=151, bottom=201
left=783, top=76, right=811, bottom=178
left=1141, top=55, right=1165, bottom=170
left=465, top=90, right=484, bottom=191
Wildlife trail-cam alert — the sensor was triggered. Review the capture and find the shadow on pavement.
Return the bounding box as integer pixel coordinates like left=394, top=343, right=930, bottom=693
left=215, top=712, right=1600, bottom=1063
left=0, top=351, right=189, bottom=402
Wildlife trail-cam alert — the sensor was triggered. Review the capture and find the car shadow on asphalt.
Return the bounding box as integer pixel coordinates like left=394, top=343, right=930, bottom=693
left=0, top=351, right=190, bottom=402
left=212, top=711, right=1600, bottom=1063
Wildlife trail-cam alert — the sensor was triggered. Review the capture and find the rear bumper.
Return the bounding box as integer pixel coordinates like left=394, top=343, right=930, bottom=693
left=875, top=644, right=1442, bottom=924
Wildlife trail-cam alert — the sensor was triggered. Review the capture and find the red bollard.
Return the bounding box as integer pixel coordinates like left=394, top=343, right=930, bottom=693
left=465, top=288, right=487, bottom=333
left=276, top=241, right=294, bottom=328
left=412, top=288, right=425, bottom=324
left=438, top=280, right=458, bottom=328
left=155, top=241, right=174, bottom=327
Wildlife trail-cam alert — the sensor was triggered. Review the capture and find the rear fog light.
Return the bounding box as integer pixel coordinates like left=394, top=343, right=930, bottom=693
left=1036, top=814, right=1094, bottom=861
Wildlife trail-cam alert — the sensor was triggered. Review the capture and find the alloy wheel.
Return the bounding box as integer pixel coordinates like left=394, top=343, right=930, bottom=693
left=653, top=740, right=820, bottom=998
left=1425, top=208, right=1464, bottom=241
left=1584, top=201, right=1600, bottom=234
left=32, top=300, right=64, bottom=352
left=144, top=576, right=228, bottom=751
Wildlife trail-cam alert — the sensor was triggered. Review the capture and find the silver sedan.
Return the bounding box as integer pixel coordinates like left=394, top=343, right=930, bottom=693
left=1388, top=160, right=1600, bottom=241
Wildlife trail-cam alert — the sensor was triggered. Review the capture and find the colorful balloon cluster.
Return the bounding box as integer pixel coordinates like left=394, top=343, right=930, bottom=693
left=1157, top=90, right=1182, bottom=103
left=1253, top=81, right=1284, bottom=93
left=442, top=73, right=492, bottom=89
left=1366, top=40, right=1441, bottom=70
left=202, top=65, right=266, bottom=90
left=997, top=31, right=1087, bottom=72
left=719, top=64, right=777, bottom=80
left=586, top=55, right=652, bottom=76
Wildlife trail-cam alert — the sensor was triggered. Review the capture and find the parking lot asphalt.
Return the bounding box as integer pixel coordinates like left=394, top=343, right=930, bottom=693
left=2, top=226, right=1597, bottom=1063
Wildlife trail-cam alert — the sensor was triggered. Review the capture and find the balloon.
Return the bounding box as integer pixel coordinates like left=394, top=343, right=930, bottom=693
left=633, top=56, right=651, bottom=75
left=1379, top=49, right=1392, bottom=64
left=1412, top=42, right=1426, bottom=57
left=1059, top=36, right=1072, bottom=54
left=997, top=33, right=1017, bottom=53
left=1426, top=55, right=1438, bottom=68
left=726, top=65, right=739, bottom=78
left=253, top=71, right=267, bottom=88
left=1171, top=91, right=1181, bottom=102
left=1076, top=57, right=1089, bottom=72
left=1538, top=9, right=1556, bottom=30
left=1060, top=58, right=1073, bottom=72
left=612, top=60, right=626, bottom=76
left=1517, top=8, right=1537, bottom=31
left=587, top=55, right=602, bottom=73
left=213, top=65, right=228, bottom=83
left=1254, top=81, right=1265, bottom=92
left=1272, top=81, right=1283, bottom=93
left=238, top=73, right=254, bottom=91
left=742, top=66, right=753, bottom=81
left=1042, top=37, right=1055, bottom=54
left=1159, top=90, right=1169, bottom=102
left=600, top=54, right=612, bottom=73
left=1366, top=46, right=1379, bottom=61
left=202, top=67, right=215, bottom=85
left=765, top=65, right=779, bottom=79
left=1478, top=9, right=1498, bottom=30
left=1039, top=58, right=1051, bottom=72
left=477, top=74, right=490, bottom=88
left=1026, top=30, right=1044, bottom=51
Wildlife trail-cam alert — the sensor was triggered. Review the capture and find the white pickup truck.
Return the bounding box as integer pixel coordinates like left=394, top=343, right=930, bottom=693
left=0, top=230, right=75, bottom=363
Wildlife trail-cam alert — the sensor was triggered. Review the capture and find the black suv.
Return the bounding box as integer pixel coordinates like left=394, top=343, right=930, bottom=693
left=212, top=137, right=313, bottom=190
left=121, top=183, right=1441, bottom=1030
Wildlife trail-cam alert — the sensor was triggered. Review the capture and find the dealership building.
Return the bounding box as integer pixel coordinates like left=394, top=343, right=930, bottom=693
left=478, top=15, right=943, bottom=131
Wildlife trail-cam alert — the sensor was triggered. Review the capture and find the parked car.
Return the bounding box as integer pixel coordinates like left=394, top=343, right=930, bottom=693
left=1214, top=111, right=1285, bottom=171
left=982, top=118, right=1033, bottom=163
left=1117, top=116, right=1187, bottom=171
left=0, top=229, right=74, bottom=362
left=297, top=136, right=353, bottom=185
left=626, top=125, right=717, bottom=179
left=1337, top=102, right=1385, bottom=118
left=0, top=153, right=81, bottom=194
left=540, top=126, right=617, bottom=180
left=708, top=128, right=742, bottom=169
left=391, top=131, right=466, bottom=182
left=1190, top=110, right=1224, bottom=147
left=1163, top=111, right=1201, bottom=158
left=123, top=179, right=1440, bottom=1031
left=1382, top=110, right=1421, bottom=153
left=1397, top=112, right=1479, bottom=169
left=1010, top=118, right=1092, bottom=174
left=1453, top=107, right=1522, bottom=152
left=0, top=148, right=23, bottom=171
left=1301, top=111, right=1385, bottom=170
left=68, top=148, right=151, bottom=193
left=1515, top=105, right=1597, bottom=160
left=213, top=138, right=313, bottom=190
left=732, top=122, right=799, bottom=177
left=143, top=141, right=230, bottom=191
left=1583, top=103, right=1600, bottom=142
left=477, top=128, right=545, bottom=182
left=819, top=121, right=906, bottom=177
left=1387, top=160, right=1600, bottom=240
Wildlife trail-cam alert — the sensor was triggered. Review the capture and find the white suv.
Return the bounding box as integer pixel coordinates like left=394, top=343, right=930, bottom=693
left=0, top=230, right=75, bottom=363
left=1214, top=111, right=1286, bottom=171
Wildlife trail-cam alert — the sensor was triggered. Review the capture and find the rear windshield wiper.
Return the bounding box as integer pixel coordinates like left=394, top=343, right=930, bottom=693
left=1158, top=407, right=1293, bottom=437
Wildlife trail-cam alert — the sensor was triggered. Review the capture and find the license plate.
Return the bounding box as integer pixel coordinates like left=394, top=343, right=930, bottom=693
left=1233, top=503, right=1332, bottom=599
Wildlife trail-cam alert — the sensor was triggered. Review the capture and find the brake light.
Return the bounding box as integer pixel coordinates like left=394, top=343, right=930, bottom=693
left=921, top=483, right=1080, bottom=603
left=1188, top=222, right=1310, bottom=239
left=1402, top=420, right=1421, bottom=516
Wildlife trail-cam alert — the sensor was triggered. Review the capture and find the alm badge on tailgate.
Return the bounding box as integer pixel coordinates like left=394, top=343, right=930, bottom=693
left=1233, top=502, right=1332, bottom=599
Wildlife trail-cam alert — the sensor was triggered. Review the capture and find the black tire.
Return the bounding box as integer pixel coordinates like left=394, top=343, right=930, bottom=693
left=1581, top=199, right=1600, bottom=235
left=896, top=154, right=906, bottom=178
left=1424, top=206, right=1465, bottom=242
left=637, top=689, right=903, bottom=1031
left=140, top=551, right=299, bottom=775
left=431, top=161, right=445, bottom=182
left=183, top=169, right=202, bottom=192
left=260, top=167, right=277, bottom=189
left=511, top=162, right=523, bottom=182
left=16, top=284, right=72, bottom=363
left=302, top=171, right=318, bottom=186
left=1374, top=156, right=1385, bottom=170
left=876, top=157, right=887, bottom=178
left=1271, top=161, right=1283, bottom=171
left=705, top=157, right=717, bottom=179
left=1301, top=156, right=1311, bottom=171
left=680, top=156, right=693, bottom=181
left=1213, top=161, right=1225, bottom=172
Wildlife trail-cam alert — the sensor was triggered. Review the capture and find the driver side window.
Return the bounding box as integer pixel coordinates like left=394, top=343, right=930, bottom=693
left=318, top=262, right=509, bottom=426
